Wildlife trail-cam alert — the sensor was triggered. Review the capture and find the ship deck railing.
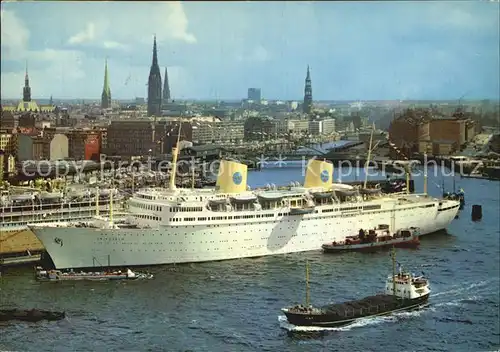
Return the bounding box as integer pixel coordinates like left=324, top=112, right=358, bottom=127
left=1, top=209, right=130, bottom=226
left=1, top=204, right=118, bottom=216
left=0, top=199, right=121, bottom=214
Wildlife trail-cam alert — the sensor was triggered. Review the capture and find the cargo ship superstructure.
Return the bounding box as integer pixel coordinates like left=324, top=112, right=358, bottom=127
left=30, top=151, right=461, bottom=269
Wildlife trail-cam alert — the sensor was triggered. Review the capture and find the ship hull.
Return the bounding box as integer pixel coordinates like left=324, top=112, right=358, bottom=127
left=283, top=294, right=429, bottom=328
left=31, top=197, right=460, bottom=269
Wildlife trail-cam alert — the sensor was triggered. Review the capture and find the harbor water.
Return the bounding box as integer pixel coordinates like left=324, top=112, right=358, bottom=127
left=1, top=166, right=499, bottom=351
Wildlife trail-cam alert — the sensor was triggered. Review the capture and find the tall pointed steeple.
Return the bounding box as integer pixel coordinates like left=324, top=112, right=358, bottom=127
left=147, top=35, right=163, bottom=117
left=101, top=58, right=112, bottom=109
left=23, top=60, right=32, bottom=102
left=303, top=65, right=313, bottom=114
left=163, top=67, right=171, bottom=103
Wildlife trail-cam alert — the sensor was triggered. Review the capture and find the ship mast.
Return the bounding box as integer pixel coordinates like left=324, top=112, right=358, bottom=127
left=191, top=157, right=195, bottom=190
left=405, top=164, right=410, bottom=194
left=95, top=186, right=99, bottom=217
left=305, top=260, right=310, bottom=306
left=423, top=152, right=428, bottom=195
left=109, top=186, right=114, bottom=227
left=391, top=246, right=396, bottom=298
left=169, top=121, right=182, bottom=191
left=363, top=122, right=375, bottom=189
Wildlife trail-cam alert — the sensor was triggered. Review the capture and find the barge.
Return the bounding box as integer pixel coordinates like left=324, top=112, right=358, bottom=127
left=35, top=267, right=153, bottom=281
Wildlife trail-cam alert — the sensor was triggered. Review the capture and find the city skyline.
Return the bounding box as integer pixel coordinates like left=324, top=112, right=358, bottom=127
left=1, top=1, right=499, bottom=101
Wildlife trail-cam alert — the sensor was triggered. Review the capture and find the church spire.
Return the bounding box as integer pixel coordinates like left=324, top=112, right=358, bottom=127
left=147, top=35, right=162, bottom=117
left=101, top=58, right=111, bottom=109
left=163, top=67, right=171, bottom=103
left=303, top=65, right=313, bottom=114
left=23, top=60, right=32, bottom=102
left=152, top=35, right=159, bottom=67
left=25, top=60, right=29, bottom=85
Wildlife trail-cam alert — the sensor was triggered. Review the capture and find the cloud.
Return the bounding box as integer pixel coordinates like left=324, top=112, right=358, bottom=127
left=1, top=49, right=87, bottom=99
left=0, top=1, right=197, bottom=99
left=236, top=46, right=270, bottom=62
left=0, top=8, right=29, bottom=60
left=425, top=2, right=498, bottom=30
left=68, top=22, right=96, bottom=44
left=1, top=1, right=498, bottom=100
left=1, top=7, right=87, bottom=99
left=63, top=2, right=196, bottom=47
left=164, top=2, right=196, bottom=43
left=103, top=41, right=128, bottom=50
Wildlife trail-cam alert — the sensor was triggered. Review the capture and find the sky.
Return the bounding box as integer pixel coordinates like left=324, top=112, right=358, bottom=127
left=1, top=1, right=499, bottom=101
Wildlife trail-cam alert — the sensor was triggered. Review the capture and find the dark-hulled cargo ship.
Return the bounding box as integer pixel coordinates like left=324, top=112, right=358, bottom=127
left=321, top=226, right=420, bottom=253
left=281, top=248, right=430, bottom=328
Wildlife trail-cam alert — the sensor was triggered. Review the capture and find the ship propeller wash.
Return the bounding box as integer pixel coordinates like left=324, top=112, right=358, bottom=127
left=29, top=143, right=460, bottom=269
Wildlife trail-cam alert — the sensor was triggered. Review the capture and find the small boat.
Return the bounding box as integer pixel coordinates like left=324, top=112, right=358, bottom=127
left=443, top=191, right=465, bottom=210
left=322, top=227, right=420, bottom=253
left=281, top=248, right=430, bottom=328
left=0, top=309, right=66, bottom=322
left=35, top=267, right=154, bottom=282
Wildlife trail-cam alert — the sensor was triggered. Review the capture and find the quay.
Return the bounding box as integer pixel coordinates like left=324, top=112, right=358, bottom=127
left=0, top=251, right=42, bottom=266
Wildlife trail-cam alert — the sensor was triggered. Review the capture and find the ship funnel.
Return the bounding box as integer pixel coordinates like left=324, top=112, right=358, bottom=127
left=216, top=159, right=248, bottom=194
left=303, top=159, right=334, bottom=189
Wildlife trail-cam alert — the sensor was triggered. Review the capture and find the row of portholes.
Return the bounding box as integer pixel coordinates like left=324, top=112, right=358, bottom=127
left=167, top=206, right=428, bottom=225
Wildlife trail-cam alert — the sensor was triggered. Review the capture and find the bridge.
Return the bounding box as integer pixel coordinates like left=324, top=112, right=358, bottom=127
left=243, top=141, right=365, bottom=159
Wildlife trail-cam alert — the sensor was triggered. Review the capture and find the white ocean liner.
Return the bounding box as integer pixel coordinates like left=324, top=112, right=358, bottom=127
left=30, top=151, right=461, bottom=269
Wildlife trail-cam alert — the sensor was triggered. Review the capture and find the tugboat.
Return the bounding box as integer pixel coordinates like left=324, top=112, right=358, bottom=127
left=322, top=226, right=420, bottom=253
left=281, top=248, right=430, bottom=328
left=35, top=267, right=154, bottom=282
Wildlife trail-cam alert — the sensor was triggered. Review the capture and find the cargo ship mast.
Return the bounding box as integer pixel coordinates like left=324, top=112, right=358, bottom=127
left=305, top=260, right=310, bottom=306
left=109, top=187, right=114, bottom=227
left=169, top=121, right=182, bottom=191
left=364, top=122, right=375, bottom=189
left=391, top=247, right=396, bottom=299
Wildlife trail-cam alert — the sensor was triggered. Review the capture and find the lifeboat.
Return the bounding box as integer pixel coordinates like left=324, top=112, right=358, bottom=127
left=38, top=192, right=63, bottom=201
left=290, top=206, right=315, bottom=215
left=229, top=195, right=258, bottom=204
left=311, top=191, right=334, bottom=200
left=334, top=189, right=357, bottom=197
left=257, top=192, right=284, bottom=203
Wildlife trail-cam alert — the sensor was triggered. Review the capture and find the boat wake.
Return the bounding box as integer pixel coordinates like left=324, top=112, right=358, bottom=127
left=432, top=279, right=493, bottom=298
left=278, top=307, right=429, bottom=333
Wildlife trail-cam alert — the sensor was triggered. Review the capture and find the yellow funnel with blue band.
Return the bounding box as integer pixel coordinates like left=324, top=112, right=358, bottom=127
left=304, top=159, right=334, bottom=189
left=216, top=160, right=248, bottom=194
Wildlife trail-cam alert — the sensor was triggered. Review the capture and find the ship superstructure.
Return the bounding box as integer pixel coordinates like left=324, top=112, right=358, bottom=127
left=1, top=183, right=126, bottom=257
left=1, top=186, right=123, bottom=233
left=30, top=155, right=461, bottom=269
